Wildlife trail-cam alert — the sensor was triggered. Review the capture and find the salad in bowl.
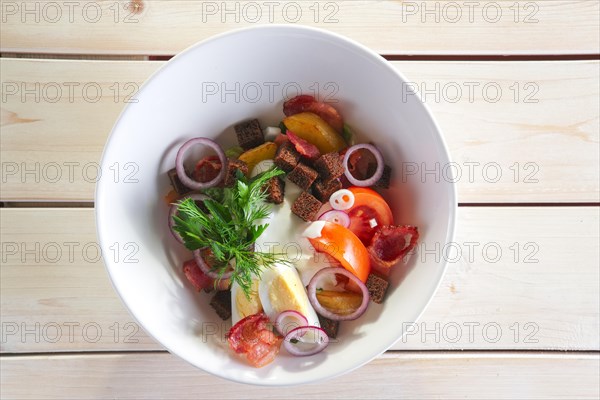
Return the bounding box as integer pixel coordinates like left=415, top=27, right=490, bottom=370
left=166, top=95, right=419, bottom=367
left=96, top=25, right=455, bottom=385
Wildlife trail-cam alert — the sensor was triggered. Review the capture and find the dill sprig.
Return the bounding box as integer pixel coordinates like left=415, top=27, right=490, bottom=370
left=172, top=167, right=287, bottom=297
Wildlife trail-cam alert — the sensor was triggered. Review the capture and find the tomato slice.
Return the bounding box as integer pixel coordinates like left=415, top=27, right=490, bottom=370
left=346, top=187, right=394, bottom=246
left=227, top=313, right=283, bottom=368
left=308, top=221, right=371, bottom=282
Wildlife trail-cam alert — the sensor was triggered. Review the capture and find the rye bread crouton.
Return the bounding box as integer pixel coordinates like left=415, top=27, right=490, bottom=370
left=274, top=142, right=300, bottom=172
left=287, top=162, right=318, bottom=190
left=235, top=119, right=265, bottom=150
left=366, top=273, right=389, bottom=304
left=264, top=177, right=285, bottom=204
left=318, top=314, right=340, bottom=339
left=167, top=168, right=191, bottom=195
left=312, top=178, right=342, bottom=202
left=291, top=192, right=322, bottom=222
left=314, top=152, right=344, bottom=182
left=367, top=164, right=392, bottom=189
left=210, top=290, right=232, bottom=320
left=222, top=158, right=249, bottom=187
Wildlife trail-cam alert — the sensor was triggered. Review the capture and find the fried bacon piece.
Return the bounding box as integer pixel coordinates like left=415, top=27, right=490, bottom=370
left=368, top=225, right=419, bottom=269
left=286, top=130, right=321, bottom=161
left=227, top=313, right=283, bottom=368
left=283, top=95, right=344, bottom=133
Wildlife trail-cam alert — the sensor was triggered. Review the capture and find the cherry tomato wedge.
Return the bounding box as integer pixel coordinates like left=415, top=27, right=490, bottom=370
left=227, top=313, right=283, bottom=368
left=346, top=187, right=394, bottom=246
left=308, top=221, right=371, bottom=282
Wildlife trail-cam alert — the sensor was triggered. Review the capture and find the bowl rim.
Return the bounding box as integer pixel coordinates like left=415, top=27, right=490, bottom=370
left=95, top=24, right=457, bottom=386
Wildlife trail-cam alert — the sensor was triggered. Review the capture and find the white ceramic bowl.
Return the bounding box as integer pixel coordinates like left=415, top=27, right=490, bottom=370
left=96, top=25, right=456, bottom=386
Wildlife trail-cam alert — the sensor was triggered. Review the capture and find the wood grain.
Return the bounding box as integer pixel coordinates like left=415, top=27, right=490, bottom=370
left=1, top=58, right=598, bottom=202
left=1, top=1, right=598, bottom=55
left=1, top=352, right=598, bottom=399
left=1, top=207, right=598, bottom=353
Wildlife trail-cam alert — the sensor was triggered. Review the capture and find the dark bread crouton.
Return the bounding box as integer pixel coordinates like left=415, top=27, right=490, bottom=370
left=366, top=273, right=389, bottom=304
left=264, top=177, right=285, bottom=204
left=287, top=162, right=318, bottom=190
left=274, top=142, right=300, bottom=172
left=312, top=178, right=342, bottom=202
left=367, top=164, right=392, bottom=189
left=222, top=158, right=248, bottom=187
left=291, top=192, right=322, bottom=221
left=235, top=119, right=265, bottom=150
left=168, top=168, right=191, bottom=195
left=318, top=314, right=340, bottom=339
left=210, top=290, right=232, bottom=320
left=314, top=152, right=344, bottom=182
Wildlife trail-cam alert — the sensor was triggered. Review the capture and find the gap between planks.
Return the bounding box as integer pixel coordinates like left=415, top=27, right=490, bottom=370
left=2, top=202, right=600, bottom=208
left=3, top=53, right=600, bottom=62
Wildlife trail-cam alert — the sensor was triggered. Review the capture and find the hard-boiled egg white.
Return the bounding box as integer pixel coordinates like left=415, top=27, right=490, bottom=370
left=230, top=277, right=263, bottom=325
left=258, top=263, right=320, bottom=328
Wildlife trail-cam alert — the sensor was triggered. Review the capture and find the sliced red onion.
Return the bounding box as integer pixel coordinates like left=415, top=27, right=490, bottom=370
left=308, top=267, right=369, bottom=321
left=193, top=248, right=234, bottom=280
left=175, top=137, right=227, bottom=190
left=168, top=194, right=209, bottom=244
left=329, top=189, right=355, bottom=210
left=318, top=210, right=350, bottom=228
left=275, top=310, right=308, bottom=337
left=283, top=326, right=329, bottom=356
left=342, top=143, right=384, bottom=187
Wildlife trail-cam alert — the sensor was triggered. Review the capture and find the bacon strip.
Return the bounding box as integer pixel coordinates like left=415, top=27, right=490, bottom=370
left=286, top=130, right=321, bottom=160
left=283, top=95, right=344, bottom=133
left=368, top=225, right=419, bottom=269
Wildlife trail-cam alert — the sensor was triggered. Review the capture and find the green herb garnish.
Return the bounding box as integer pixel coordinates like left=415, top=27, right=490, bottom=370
left=342, top=123, right=355, bottom=145
left=173, top=167, right=287, bottom=297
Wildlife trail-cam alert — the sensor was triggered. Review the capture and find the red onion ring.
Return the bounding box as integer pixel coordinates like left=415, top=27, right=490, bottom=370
left=275, top=310, right=308, bottom=337
left=283, top=326, right=329, bottom=356
left=342, top=143, right=384, bottom=187
left=175, top=137, right=227, bottom=189
left=168, top=194, right=209, bottom=244
left=318, top=210, right=350, bottom=228
left=193, top=248, right=234, bottom=280
left=307, top=267, right=369, bottom=321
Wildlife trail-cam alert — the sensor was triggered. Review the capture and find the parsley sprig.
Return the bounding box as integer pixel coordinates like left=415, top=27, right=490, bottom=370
left=172, top=167, right=287, bottom=297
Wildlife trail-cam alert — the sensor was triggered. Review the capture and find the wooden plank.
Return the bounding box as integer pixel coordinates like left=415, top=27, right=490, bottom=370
left=1, top=58, right=598, bottom=202
left=1, top=352, right=599, bottom=399
left=1, top=207, right=598, bottom=352
left=1, top=1, right=598, bottom=55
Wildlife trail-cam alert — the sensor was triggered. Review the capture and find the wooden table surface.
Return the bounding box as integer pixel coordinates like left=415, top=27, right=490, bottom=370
left=1, top=1, right=599, bottom=398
